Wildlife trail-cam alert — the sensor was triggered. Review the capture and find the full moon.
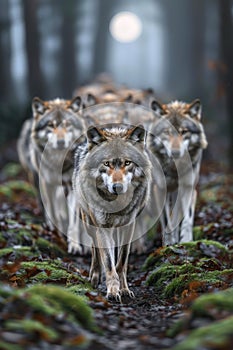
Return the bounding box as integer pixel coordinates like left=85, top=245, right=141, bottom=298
left=109, top=12, right=142, bottom=43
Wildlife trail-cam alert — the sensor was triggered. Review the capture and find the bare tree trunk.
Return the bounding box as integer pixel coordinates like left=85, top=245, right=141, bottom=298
left=162, top=0, right=205, bottom=99
left=58, top=0, right=77, bottom=98
left=219, top=0, right=233, bottom=168
left=92, top=0, right=113, bottom=77
left=0, top=0, right=12, bottom=103
left=22, top=0, right=45, bottom=98
left=188, top=0, right=205, bottom=99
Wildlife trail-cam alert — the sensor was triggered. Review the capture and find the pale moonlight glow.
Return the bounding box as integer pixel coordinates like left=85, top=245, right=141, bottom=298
left=109, top=12, right=142, bottom=43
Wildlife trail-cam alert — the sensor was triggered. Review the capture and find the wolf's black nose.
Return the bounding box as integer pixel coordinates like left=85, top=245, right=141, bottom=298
left=171, top=150, right=181, bottom=158
left=112, top=183, right=123, bottom=194
left=57, top=139, right=65, bottom=148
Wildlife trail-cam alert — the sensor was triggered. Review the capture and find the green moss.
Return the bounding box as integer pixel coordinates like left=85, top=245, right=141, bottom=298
left=167, top=319, right=187, bottom=338
left=163, top=271, right=228, bottom=299
left=144, top=240, right=229, bottom=271
left=1, top=163, right=22, bottom=178
left=0, top=180, right=36, bottom=198
left=0, top=248, right=14, bottom=257
left=0, top=231, right=6, bottom=243
left=18, top=229, right=34, bottom=243
left=193, top=223, right=233, bottom=241
left=0, top=284, right=13, bottom=298
left=0, top=341, right=23, bottom=350
left=171, top=316, right=233, bottom=350
left=6, top=319, right=58, bottom=341
left=191, top=288, right=233, bottom=317
left=200, top=187, right=218, bottom=203
left=0, top=246, right=33, bottom=258
left=0, top=283, right=98, bottom=348
left=25, top=293, right=60, bottom=316
left=67, top=284, right=93, bottom=297
left=145, top=240, right=232, bottom=299
left=193, top=225, right=204, bottom=240
left=19, top=260, right=83, bottom=284
left=147, top=262, right=201, bottom=291
left=36, top=237, right=66, bottom=257
left=28, top=284, right=97, bottom=332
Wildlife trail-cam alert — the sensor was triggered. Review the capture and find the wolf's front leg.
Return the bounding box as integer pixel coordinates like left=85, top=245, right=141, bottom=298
left=102, top=247, right=121, bottom=301
left=98, top=243, right=121, bottom=301
left=180, top=189, right=196, bottom=242
left=116, top=243, right=134, bottom=298
left=89, top=246, right=102, bottom=288
left=116, top=224, right=135, bottom=298
left=67, top=194, right=83, bottom=254
left=39, top=180, right=56, bottom=230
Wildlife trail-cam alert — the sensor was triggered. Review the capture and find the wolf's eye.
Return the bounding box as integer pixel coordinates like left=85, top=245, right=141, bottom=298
left=125, top=160, right=131, bottom=166
left=104, top=161, right=110, bottom=167
left=180, top=129, right=189, bottom=135
left=47, top=121, right=54, bottom=127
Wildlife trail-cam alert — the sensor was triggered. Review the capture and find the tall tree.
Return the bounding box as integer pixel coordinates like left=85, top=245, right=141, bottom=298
left=22, top=0, right=45, bottom=97
left=161, top=0, right=205, bottom=99
left=58, top=0, right=77, bottom=97
left=219, top=0, right=233, bottom=167
left=92, top=0, right=113, bottom=76
left=0, top=0, right=12, bottom=103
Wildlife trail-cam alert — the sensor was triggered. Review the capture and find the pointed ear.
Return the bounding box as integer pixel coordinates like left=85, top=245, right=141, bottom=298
left=86, top=93, right=97, bottom=107
left=150, top=100, right=166, bottom=117
left=188, top=99, right=202, bottom=120
left=87, top=126, right=106, bottom=147
left=127, top=125, right=146, bottom=143
left=69, top=96, right=82, bottom=112
left=32, top=97, right=47, bottom=117
left=124, top=94, right=133, bottom=102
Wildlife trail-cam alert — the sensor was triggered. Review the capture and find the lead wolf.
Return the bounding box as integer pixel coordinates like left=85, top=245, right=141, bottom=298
left=71, top=124, right=152, bottom=300
left=67, top=88, right=158, bottom=254
left=148, top=99, right=208, bottom=246
left=17, top=96, right=84, bottom=232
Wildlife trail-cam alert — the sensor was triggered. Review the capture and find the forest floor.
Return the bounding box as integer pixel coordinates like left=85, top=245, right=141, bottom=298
left=0, top=156, right=232, bottom=350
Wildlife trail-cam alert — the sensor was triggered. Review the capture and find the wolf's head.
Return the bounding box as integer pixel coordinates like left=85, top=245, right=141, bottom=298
left=149, top=99, right=208, bottom=159
left=31, top=96, right=84, bottom=150
left=83, top=124, right=150, bottom=196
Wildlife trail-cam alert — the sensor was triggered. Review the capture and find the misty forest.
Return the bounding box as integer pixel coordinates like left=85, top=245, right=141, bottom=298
left=0, top=1, right=233, bottom=349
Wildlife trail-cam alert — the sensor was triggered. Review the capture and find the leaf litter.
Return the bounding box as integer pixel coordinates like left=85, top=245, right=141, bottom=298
left=0, top=162, right=232, bottom=349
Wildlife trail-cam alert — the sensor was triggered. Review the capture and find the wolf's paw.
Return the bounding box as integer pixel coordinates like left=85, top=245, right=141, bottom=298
left=89, top=271, right=100, bottom=289
left=67, top=241, right=83, bottom=255
left=106, top=280, right=121, bottom=302
left=120, top=288, right=135, bottom=298
left=107, top=292, right=122, bottom=303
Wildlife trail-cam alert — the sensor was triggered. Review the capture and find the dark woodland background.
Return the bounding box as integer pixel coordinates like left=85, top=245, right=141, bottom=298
left=0, top=0, right=233, bottom=169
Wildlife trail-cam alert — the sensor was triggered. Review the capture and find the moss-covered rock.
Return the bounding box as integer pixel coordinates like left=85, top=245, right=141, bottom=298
left=172, top=316, right=233, bottom=350
left=144, top=240, right=229, bottom=270
left=191, top=288, right=233, bottom=317
left=169, top=288, right=233, bottom=350
left=144, top=241, right=233, bottom=300
left=1, top=162, right=23, bottom=179
left=0, top=283, right=98, bottom=349
left=1, top=258, right=91, bottom=293
left=0, top=180, right=36, bottom=199
left=0, top=217, right=67, bottom=260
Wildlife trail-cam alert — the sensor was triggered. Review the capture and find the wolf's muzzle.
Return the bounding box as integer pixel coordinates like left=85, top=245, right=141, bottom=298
left=112, top=183, right=123, bottom=194
left=171, top=150, right=181, bottom=158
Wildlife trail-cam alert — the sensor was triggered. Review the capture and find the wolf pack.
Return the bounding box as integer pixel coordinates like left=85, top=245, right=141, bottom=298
left=17, top=76, right=208, bottom=301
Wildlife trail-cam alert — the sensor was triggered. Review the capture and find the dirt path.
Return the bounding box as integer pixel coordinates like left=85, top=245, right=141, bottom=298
left=0, top=162, right=232, bottom=349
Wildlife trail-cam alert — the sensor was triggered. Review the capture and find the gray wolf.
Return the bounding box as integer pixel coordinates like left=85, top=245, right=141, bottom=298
left=71, top=124, right=152, bottom=300
left=148, top=99, right=208, bottom=245
left=67, top=98, right=157, bottom=254
left=17, top=96, right=84, bottom=233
